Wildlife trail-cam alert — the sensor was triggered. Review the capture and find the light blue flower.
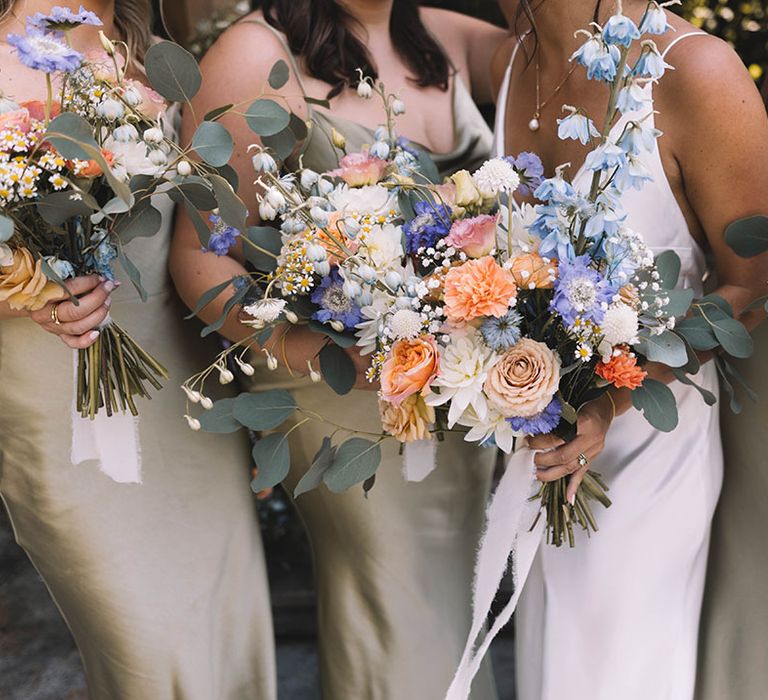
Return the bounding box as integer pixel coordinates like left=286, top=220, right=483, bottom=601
left=538, top=226, right=576, bottom=263
left=616, top=81, right=651, bottom=113
left=582, top=196, right=626, bottom=239
left=87, top=231, right=118, bottom=280
left=584, top=143, right=627, bottom=172
left=632, top=47, right=670, bottom=79
left=533, top=173, right=576, bottom=203
left=508, top=397, right=562, bottom=436
left=613, top=154, right=653, bottom=191
left=551, top=255, right=616, bottom=327
left=602, top=14, right=641, bottom=47
left=572, top=37, right=621, bottom=82
left=618, top=121, right=662, bottom=155
left=480, top=309, right=523, bottom=351
left=7, top=29, right=83, bottom=73
left=28, top=6, right=103, bottom=33
left=369, top=140, right=390, bottom=160
left=557, top=112, right=601, bottom=145
left=640, top=4, right=671, bottom=35
left=44, top=256, right=75, bottom=280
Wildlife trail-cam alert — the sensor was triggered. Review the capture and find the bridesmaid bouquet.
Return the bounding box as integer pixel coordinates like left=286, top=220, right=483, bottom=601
left=0, top=7, right=275, bottom=418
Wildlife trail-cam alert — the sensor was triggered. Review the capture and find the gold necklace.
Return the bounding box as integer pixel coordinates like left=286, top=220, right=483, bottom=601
left=529, top=51, right=578, bottom=132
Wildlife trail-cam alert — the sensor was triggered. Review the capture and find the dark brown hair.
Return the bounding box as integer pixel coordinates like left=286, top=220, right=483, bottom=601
left=256, top=0, right=451, bottom=98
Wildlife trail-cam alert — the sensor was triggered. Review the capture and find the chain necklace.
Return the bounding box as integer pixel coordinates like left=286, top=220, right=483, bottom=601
left=529, top=50, right=578, bottom=132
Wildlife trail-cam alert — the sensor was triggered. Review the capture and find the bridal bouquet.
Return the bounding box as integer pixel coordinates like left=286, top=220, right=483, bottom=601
left=0, top=6, right=280, bottom=418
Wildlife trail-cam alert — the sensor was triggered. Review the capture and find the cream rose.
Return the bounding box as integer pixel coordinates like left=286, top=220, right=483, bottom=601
left=483, top=339, right=561, bottom=417
left=379, top=394, right=436, bottom=443
left=0, top=248, right=64, bottom=311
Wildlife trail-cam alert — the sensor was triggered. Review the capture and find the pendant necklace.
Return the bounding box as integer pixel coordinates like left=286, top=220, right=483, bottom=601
left=530, top=50, right=578, bottom=132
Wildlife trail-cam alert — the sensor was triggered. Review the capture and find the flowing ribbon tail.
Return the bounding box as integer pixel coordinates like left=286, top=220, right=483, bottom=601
left=70, top=352, right=143, bottom=484
left=402, top=438, right=437, bottom=482
left=445, top=445, right=544, bottom=700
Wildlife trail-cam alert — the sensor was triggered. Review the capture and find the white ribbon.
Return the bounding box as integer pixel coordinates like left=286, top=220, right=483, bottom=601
left=402, top=438, right=437, bottom=482
left=445, top=444, right=545, bottom=700
left=69, top=352, right=142, bottom=484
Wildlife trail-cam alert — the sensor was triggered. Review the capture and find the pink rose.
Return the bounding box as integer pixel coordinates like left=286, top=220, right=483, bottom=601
left=445, top=214, right=498, bottom=258
left=123, top=79, right=167, bottom=121
left=0, top=108, right=32, bottom=134
left=328, top=151, right=388, bottom=187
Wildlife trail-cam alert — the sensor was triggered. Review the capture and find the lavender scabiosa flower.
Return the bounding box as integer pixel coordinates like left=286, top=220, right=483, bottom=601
left=205, top=214, right=240, bottom=256
left=7, top=30, right=83, bottom=73
left=311, top=268, right=363, bottom=330
left=508, top=397, right=562, bottom=436
left=551, top=255, right=616, bottom=327
left=28, top=6, right=103, bottom=33
left=480, top=309, right=523, bottom=351
left=403, top=200, right=451, bottom=255
left=505, top=152, right=544, bottom=197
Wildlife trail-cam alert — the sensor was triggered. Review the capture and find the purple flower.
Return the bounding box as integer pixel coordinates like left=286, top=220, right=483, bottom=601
left=508, top=397, right=562, bottom=436
left=505, top=152, right=544, bottom=197
left=397, top=137, right=421, bottom=159
left=28, top=6, right=103, bottom=33
left=551, top=255, right=616, bottom=327
left=204, top=214, right=240, bottom=256
left=7, top=30, right=83, bottom=73
left=403, top=200, right=451, bottom=255
left=311, top=269, right=362, bottom=330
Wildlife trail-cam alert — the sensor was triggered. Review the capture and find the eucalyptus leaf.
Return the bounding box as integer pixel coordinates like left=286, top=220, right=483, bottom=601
left=634, top=330, right=688, bottom=368
left=294, top=437, right=335, bottom=497
left=679, top=336, right=701, bottom=375
left=144, top=41, right=202, bottom=103
left=245, top=99, right=290, bottom=137
left=210, top=174, right=248, bottom=231
left=710, top=316, right=753, bottom=359
left=35, top=191, right=94, bottom=226
left=232, top=389, right=296, bottom=430
left=203, top=104, right=234, bottom=122
left=199, top=398, right=241, bottom=433
left=416, top=148, right=440, bottom=184
left=676, top=316, right=719, bottom=351
left=304, top=95, right=331, bottom=109
left=268, top=59, right=290, bottom=89
left=214, top=164, right=239, bottom=191
left=0, top=215, right=14, bottom=242
left=44, top=112, right=97, bottom=159
left=169, top=179, right=217, bottom=210
left=663, top=288, right=694, bottom=317
left=307, top=320, right=357, bottom=348
left=323, top=438, right=382, bottom=493
left=261, top=126, right=297, bottom=162
left=319, top=344, right=356, bottom=395
left=695, top=294, right=733, bottom=317
left=184, top=199, right=212, bottom=247
left=114, top=203, right=163, bottom=243
left=191, top=121, right=234, bottom=167
left=631, top=378, right=678, bottom=432
left=724, top=215, right=768, bottom=258
left=720, top=357, right=759, bottom=403
left=90, top=194, right=134, bottom=224
left=655, top=250, right=681, bottom=290
left=244, top=225, right=281, bottom=272
left=201, top=283, right=247, bottom=337
left=251, top=432, right=291, bottom=491
left=715, top=358, right=742, bottom=414
left=672, top=368, right=717, bottom=406
left=186, top=278, right=236, bottom=319
left=117, top=249, right=147, bottom=301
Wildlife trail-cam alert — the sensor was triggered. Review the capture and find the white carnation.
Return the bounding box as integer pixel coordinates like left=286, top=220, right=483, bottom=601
left=601, top=303, right=639, bottom=346
left=358, top=223, right=404, bottom=272
left=472, top=158, right=520, bottom=197
left=328, top=184, right=396, bottom=218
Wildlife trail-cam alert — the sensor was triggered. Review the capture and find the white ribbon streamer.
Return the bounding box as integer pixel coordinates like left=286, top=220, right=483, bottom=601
left=69, top=352, right=142, bottom=484
left=445, top=444, right=544, bottom=700
left=402, top=438, right=437, bottom=482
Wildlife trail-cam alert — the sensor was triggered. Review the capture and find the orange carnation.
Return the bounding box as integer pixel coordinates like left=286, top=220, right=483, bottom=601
left=509, top=253, right=558, bottom=290
left=596, top=351, right=647, bottom=390
left=78, top=148, right=116, bottom=178
left=443, top=256, right=517, bottom=324
left=380, top=335, right=440, bottom=404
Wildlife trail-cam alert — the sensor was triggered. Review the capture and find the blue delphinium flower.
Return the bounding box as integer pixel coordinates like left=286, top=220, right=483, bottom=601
left=613, top=154, right=653, bottom=191
left=602, top=14, right=641, bottom=47
left=7, top=30, right=83, bottom=73
left=572, top=37, right=620, bottom=82
left=632, top=47, right=670, bottom=79
left=205, top=214, right=240, bottom=256
left=311, top=269, right=362, bottom=330
left=616, top=81, right=650, bottom=113
left=44, top=256, right=75, bottom=280
left=617, top=121, right=661, bottom=156
left=397, top=137, right=421, bottom=159
left=584, top=143, right=627, bottom=172
left=509, top=397, right=562, bottom=436
left=28, top=6, right=103, bottom=33
left=403, top=200, right=451, bottom=254
left=557, top=112, right=600, bottom=145
left=87, top=231, right=118, bottom=280
left=551, top=255, right=616, bottom=327
left=480, top=309, right=523, bottom=351
left=640, top=3, right=671, bottom=35
left=505, top=152, right=544, bottom=197
left=533, top=173, right=576, bottom=204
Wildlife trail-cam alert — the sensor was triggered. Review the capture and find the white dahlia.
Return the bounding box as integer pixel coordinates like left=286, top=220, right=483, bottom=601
left=472, top=158, right=520, bottom=197
left=601, top=302, right=639, bottom=346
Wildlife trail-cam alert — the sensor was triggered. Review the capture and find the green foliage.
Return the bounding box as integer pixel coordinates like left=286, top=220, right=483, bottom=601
left=725, top=215, right=768, bottom=257
left=199, top=398, right=241, bottom=433
left=245, top=99, right=291, bottom=137
left=114, top=202, right=163, bottom=243
left=268, top=59, right=290, bottom=90
left=631, top=378, right=679, bottom=432
left=144, top=41, right=202, bottom=103
left=251, top=433, right=291, bottom=490
left=191, top=121, right=234, bottom=167
left=323, top=438, right=383, bottom=493
left=319, top=344, right=357, bottom=395
left=232, top=390, right=297, bottom=430
left=294, top=437, right=336, bottom=497
left=635, top=329, right=689, bottom=367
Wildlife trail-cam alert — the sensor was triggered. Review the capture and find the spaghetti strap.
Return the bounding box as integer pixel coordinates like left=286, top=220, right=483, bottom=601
left=494, top=37, right=525, bottom=157
left=239, top=18, right=311, bottom=99
left=661, top=31, right=709, bottom=59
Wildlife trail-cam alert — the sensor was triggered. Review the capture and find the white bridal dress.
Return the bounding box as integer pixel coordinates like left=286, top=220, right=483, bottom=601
left=494, top=33, right=723, bottom=700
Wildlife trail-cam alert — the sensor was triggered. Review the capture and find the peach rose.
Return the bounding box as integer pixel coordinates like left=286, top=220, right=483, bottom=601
left=443, top=256, right=517, bottom=324
left=122, top=79, right=167, bottom=121
left=328, top=151, right=388, bottom=187
left=78, top=148, right=116, bottom=178
left=380, top=335, right=440, bottom=405
left=446, top=214, right=498, bottom=258
left=509, top=253, right=558, bottom=290
left=379, top=394, right=436, bottom=443
left=483, top=338, right=561, bottom=418
left=0, top=248, right=65, bottom=311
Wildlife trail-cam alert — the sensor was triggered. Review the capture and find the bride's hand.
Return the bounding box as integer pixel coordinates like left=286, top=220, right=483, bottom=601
left=29, top=275, right=115, bottom=349
left=528, top=393, right=615, bottom=503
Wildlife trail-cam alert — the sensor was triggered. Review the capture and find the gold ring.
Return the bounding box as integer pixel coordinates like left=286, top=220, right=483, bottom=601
left=577, top=453, right=589, bottom=469
left=50, top=303, right=62, bottom=325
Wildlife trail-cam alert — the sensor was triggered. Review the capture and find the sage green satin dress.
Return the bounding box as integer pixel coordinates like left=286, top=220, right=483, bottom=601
left=0, top=197, right=276, bottom=698
left=243, top=20, right=498, bottom=700
left=696, top=323, right=768, bottom=700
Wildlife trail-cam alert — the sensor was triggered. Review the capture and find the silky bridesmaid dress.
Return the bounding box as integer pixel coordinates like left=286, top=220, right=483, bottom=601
left=240, top=19, right=499, bottom=700
left=0, top=164, right=276, bottom=697
left=495, top=33, right=723, bottom=700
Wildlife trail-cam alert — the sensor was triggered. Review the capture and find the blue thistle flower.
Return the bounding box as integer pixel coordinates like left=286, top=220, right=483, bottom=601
left=508, top=397, right=562, bottom=436
left=480, top=309, right=523, bottom=351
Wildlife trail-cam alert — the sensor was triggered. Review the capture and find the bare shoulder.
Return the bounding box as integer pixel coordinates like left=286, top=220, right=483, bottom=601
left=420, top=6, right=506, bottom=46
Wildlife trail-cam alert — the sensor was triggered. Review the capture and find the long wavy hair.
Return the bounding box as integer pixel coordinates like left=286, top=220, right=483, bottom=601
left=0, top=1, right=153, bottom=63
left=256, top=0, right=451, bottom=99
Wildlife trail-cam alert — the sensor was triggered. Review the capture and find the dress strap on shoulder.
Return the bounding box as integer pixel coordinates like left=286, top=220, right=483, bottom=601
left=661, top=31, right=710, bottom=60
left=239, top=18, right=310, bottom=98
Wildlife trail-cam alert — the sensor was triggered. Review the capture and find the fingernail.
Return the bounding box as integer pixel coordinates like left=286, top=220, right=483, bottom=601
left=568, top=494, right=576, bottom=506
left=98, top=275, right=106, bottom=282
left=104, top=297, right=113, bottom=308
left=89, top=330, right=100, bottom=340
left=103, top=281, right=115, bottom=292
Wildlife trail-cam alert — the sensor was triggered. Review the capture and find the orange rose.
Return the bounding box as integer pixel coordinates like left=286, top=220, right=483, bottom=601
left=509, top=253, right=558, bottom=290
left=596, top=350, right=646, bottom=389
left=379, top=394, right=436, bottom=442
left=0, top=248, right=65, bottom=311
left=78, top=148, right=116, bottom=178
left=443, top=256, right=517, bottom=324
left=380, top=335, right=440, bottom=404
